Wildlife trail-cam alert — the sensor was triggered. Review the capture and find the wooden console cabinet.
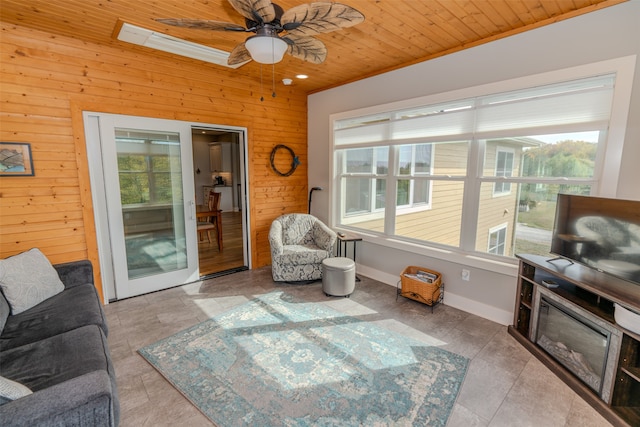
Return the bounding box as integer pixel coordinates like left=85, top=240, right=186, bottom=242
left=509, top=254, right=640, bottom=427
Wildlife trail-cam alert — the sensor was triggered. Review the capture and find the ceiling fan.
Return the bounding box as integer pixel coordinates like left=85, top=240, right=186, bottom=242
left=156, top=0, right=365, bottom=66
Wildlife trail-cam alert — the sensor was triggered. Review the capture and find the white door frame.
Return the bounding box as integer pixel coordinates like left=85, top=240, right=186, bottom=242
left=83, top=112, right=251, bottom=301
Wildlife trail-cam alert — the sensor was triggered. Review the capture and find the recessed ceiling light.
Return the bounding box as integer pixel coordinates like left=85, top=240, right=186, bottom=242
left=296, top=74, right=309, bottom=79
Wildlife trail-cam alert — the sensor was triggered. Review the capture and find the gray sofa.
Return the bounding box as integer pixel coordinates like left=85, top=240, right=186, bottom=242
left=0, top=260, right=119, bottom=426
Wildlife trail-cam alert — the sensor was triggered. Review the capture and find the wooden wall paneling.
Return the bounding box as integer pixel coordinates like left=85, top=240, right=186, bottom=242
left=1, top=23, right=309, bottom=302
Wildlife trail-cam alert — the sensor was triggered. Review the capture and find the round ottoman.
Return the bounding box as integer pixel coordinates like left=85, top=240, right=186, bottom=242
left=322, top=257, right=356, bottom=297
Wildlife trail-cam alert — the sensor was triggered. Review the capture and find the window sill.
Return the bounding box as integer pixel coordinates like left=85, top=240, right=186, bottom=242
left=344, top=230, right=520, bottom=277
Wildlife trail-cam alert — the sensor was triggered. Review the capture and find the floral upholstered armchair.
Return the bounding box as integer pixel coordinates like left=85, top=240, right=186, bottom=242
left=269, top=213, right=337, bottom=282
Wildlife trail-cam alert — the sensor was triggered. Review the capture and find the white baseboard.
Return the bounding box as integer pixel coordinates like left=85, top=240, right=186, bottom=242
left=357, top=264, right=513, bottom=326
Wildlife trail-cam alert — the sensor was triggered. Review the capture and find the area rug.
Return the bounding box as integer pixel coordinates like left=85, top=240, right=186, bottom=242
left=139, top=291, right=468, bottom=426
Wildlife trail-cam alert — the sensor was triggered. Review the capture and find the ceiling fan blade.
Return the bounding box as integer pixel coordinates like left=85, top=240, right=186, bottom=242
left=156, top=18, right=246, bottom=32
left=228, top=42, right=252, bottom=65
left=227, top=0, right=275, bottom=24
left=281, top=2, right=364, bottom=36
left=283, top=35, right=327, bottom=64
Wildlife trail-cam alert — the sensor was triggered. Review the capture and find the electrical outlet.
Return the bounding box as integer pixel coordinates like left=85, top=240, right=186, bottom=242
left=461, top=269, right=470, bottom=281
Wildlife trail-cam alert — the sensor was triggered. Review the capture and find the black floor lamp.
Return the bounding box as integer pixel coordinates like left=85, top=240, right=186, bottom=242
left=308, top=187, right=322, bottom=214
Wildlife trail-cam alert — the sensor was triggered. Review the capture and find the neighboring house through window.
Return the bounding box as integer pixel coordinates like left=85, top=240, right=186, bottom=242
left=330, top=57, right=634, bottom=261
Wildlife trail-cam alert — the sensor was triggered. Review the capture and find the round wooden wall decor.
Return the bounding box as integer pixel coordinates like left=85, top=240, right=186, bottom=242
left=270, top=144, right=300, bottom=177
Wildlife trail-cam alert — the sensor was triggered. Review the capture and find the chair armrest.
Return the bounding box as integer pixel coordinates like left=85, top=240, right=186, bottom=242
left=312, top=221, right=338, bottom=252
left=53, top=260, right=94, bottom=289
left=0, top=371, right=118, bottom=427
left=268, top=222, right=284, bottom=256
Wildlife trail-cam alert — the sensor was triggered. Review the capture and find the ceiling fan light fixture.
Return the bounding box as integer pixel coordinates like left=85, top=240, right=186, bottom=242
left=245, top=35, right=288, bottom=64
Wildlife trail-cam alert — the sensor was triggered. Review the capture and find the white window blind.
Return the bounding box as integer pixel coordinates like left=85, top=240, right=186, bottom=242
left=334, top=75, right=615, bottom=147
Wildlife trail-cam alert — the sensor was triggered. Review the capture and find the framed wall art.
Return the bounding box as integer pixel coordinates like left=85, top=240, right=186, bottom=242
left=0, top=142, right=34, bottom=176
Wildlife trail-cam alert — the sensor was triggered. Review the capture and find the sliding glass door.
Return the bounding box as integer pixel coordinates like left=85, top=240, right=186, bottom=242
left=92, top=114, right=199, bottom=299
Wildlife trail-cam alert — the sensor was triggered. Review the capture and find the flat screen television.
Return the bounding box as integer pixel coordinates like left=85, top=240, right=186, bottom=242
left=550, top=194, right=640, bottom=285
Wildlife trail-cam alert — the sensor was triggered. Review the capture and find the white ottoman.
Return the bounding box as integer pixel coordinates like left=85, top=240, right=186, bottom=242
left=322, top=257, right=356, bottom=297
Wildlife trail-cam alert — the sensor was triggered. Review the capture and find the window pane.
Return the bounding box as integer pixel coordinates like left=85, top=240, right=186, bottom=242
left=433, top=141, right=469, bottom=176
left=397, top=179, right=410, bottom=206
left=477, top=182, right=592, bottom=256
left=413, top=179, right=429, bottom=204
left=496, top=151, right=514, bottom=177
left=346, top=148, right=373, bottom=173
left=375, top=146, right=389, bottom=174
left=394, top=180, right=464, bottom=246
left=398, top=146, right=412, bottom=175
left=397, top=143, right=433, bottom=175
left=151, top=155, right=170, bottom=171
left=522, top=131, right=600, bottom=178
left=119, top=171, right=150, bottom=204
left=341, top=177, right=385, bottom=232
left=118, top=155, right=149, bottom=205
left=344, top=177, right=371, bottom=214
left=484, top=142, right=518, bottom=178
left=488, top=226, right=507, bottom=255
left=415, top=144, right=432, bottom=174
left=375, top=179, right=386, bottom=210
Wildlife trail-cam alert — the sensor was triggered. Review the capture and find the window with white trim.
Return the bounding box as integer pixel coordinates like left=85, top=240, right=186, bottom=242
left=493, top=147, right=514, bottom=196
left=488, top=224, right=508, bottom=255
left=332, top=71, right=626, bottom=259
left=397, top=143, right=433, bottom=209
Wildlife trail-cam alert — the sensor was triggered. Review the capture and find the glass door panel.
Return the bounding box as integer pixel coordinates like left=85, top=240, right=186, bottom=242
left=116, top=128, right=188, bottom=279
left=97, top=115, right=198, bottom=299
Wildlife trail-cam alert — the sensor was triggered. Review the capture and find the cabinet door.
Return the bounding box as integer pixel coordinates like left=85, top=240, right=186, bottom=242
left=209, top=144, right=221, bottom=171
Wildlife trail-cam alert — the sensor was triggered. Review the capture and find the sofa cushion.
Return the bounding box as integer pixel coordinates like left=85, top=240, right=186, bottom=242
left=0, top=324, right=119, bottom=425
left=0, top=249, right=64, bottom=315
left=0, top=283, right=108, bottom=351
left=0, top=376, right=32, bottom=405
left=1, top=325, right=107, bottom=390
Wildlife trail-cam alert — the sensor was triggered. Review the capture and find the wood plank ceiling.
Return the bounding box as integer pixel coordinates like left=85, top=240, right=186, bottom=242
left=0, top=0, right=626, bottom=93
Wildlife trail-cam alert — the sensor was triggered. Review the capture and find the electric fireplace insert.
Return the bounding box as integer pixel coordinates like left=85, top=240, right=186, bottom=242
left=531, top=286, right=622, bottom=402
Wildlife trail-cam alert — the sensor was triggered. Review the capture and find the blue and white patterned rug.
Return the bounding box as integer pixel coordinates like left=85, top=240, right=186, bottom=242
left=139, top=291, right=468, bottom=426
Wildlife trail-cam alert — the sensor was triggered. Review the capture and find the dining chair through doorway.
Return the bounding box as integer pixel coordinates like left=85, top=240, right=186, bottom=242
left=197, top=191, right=223, bottom=250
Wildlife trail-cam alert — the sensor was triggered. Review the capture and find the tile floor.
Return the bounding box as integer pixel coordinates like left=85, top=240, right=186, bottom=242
left=104, top=267, right=613, bottom=426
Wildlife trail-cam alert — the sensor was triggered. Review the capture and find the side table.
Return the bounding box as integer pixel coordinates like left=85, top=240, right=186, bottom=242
left=336, top=232, right=362, bottom=282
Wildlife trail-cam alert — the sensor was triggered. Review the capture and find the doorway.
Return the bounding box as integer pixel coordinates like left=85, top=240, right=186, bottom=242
left=83, top=113, right=250, bottom=301
left=191, top=128, right=247, bottom=277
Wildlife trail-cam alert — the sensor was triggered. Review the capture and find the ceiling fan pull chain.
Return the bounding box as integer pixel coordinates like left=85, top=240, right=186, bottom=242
left=260, top=64, right=265, bottom=102
left=271, top=38, right=277, bottom=98
left=272, top=62, right=277, bottom=98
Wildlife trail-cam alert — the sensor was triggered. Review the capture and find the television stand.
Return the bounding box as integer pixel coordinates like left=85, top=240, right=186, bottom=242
left=509, top=254, right=640, bottom=427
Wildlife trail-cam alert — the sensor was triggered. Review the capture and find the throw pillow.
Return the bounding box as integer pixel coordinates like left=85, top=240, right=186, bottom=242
left=0, top=376, right=32, bottom=403
left=0, top=248, right=65, bottom=315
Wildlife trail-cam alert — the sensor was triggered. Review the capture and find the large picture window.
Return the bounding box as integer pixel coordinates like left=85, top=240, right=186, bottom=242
left=332, top=69, right=628, bottom=260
